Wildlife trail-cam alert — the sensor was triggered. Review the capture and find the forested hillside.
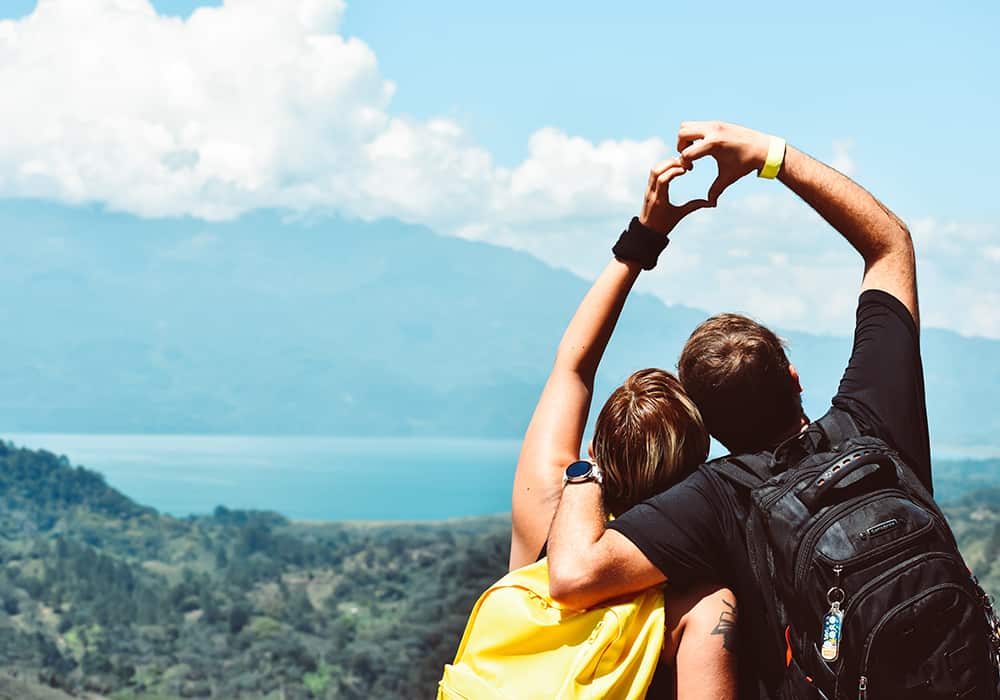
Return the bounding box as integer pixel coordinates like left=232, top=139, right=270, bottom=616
left=0, top=442, right=997, bottom=699
left=0, top=442, right=509, bottom=698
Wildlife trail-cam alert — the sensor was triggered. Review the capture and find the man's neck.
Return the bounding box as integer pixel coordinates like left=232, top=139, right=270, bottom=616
left=765, top=414, right=811, bottom=452
left=729, top=414, right=811, bottom=455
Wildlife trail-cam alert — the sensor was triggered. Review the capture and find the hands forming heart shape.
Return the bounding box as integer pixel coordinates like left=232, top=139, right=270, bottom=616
left=640, top=121, right=773, bottom=234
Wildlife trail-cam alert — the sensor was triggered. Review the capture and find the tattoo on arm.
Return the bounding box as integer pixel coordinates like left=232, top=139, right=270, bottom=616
left=710, top=599, right=739, bottom=653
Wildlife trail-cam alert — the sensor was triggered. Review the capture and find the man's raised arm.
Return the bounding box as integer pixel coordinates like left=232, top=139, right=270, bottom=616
left=678, top=122, right=918, bottom=326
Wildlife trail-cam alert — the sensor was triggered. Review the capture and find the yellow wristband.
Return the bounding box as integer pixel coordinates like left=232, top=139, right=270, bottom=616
left=758, top=136, right=786, bottom=179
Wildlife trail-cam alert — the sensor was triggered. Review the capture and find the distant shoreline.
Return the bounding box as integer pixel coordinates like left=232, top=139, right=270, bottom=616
left=6, top=432, right=1000, bottom=460
left=2, top=433, right=996, bottom=520
left=6, top=432, right=1000, bottom=466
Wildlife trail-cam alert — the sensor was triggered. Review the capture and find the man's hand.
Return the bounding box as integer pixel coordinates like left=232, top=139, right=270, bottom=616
left=676, top=121, right=772, bottom=205
left=676, top=120, right=918, bottom=324
left=640, top=156, right=713, bottom=234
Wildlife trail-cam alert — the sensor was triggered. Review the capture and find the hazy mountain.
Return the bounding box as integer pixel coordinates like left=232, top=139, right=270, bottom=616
left=0, top=200, right=997, bottom=449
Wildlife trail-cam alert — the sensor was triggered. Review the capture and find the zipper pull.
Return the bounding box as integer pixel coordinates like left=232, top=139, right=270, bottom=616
left=857, top=675, right=867, bottom=699
left=821, top=565, right=846, bottom=662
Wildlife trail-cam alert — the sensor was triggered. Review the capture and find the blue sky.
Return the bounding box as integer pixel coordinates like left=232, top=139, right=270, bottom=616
left=122, top=0, right=1000, bottom=219
left=0, top=0, right=997, bottom=337
left=9, top=0, right=997, bottom=211
left=342, top=0, right=1000, bottom=217
left=5, top=0, right=220, bottom=19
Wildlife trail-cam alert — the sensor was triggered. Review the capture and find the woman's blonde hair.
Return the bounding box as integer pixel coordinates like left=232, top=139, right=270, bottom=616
left=593, top=368, right=709, bottom=516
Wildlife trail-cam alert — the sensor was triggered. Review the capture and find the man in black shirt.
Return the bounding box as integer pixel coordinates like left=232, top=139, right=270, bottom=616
left=546, top=121, right=926, bottom=698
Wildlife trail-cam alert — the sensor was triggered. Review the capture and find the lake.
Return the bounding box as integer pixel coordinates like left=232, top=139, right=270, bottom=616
left=4, top=433, right=522, bottom=521
left=5, top=433, right=999, bottom=521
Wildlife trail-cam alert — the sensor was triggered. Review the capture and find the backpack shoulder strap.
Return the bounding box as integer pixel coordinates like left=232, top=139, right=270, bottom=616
left=709, top=453, right=772, bottom=491
left=816, top=407, right=862, bottom=449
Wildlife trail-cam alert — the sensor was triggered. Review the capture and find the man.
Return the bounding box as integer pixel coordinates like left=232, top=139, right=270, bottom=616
left=546, top=121, right=932, bottom=698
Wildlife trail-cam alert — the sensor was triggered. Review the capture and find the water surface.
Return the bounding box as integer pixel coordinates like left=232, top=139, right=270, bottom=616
left=4, top=433, right=521, bottom=521
left=6, top=433, right=998, bottom=520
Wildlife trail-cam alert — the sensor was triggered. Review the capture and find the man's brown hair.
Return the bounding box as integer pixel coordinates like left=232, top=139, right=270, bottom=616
left=593, top=368, right=709, bottom=515
left=678, top=313, right=803, bottom=454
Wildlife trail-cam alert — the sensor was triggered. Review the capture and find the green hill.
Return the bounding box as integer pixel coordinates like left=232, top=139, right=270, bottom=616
left=0, top=441, right=996, bottom=699
left=0, top=441, right=509, bottom=698
left=933, top=458, right=1000, bottom=505
left=0, top=672, right=82, bottom=700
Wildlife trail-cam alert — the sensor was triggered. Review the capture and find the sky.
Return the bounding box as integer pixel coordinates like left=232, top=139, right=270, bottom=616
left=0, top=0, right=998, bottom=337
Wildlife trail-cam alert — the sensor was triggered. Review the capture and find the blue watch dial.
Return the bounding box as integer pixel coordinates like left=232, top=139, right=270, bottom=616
left=565, top=460, right=593, bottom=479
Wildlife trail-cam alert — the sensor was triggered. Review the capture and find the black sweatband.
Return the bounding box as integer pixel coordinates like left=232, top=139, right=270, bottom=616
left=612, top=217, right=669, bottom=270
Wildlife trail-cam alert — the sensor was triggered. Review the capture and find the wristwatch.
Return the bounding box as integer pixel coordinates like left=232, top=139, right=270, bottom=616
left=563, top=459, right=603, bottom=486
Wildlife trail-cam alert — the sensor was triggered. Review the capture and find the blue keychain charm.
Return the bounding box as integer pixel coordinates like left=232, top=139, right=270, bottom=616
left=821, top=586, right=846, bottom=662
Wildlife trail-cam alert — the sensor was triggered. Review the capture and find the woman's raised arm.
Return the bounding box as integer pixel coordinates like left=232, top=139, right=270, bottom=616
left=508, top=156, right=710, bottom=570
left=509, top=257, right=642, bottom=570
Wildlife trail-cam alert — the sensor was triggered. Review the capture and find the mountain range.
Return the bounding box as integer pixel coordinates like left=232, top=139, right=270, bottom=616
left=0, top=199, right=997, bottom=449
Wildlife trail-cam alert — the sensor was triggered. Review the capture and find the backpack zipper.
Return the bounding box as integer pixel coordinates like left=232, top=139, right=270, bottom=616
left=857, top=582, right=974, bottom=700
left=833, top=552, right=959, bottom=696
left=837, top=552, right=960, bottom=625
left=804, top=508, right=939, bottom=595
left=793, top=489, right=904, bottom=590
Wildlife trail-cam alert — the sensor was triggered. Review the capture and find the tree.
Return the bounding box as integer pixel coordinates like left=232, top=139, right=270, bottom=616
left=228, top=603, right=251, bottom=635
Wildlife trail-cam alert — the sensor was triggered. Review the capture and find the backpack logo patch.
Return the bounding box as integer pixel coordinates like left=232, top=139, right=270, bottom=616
left=859, top=517, right=900, bottom=540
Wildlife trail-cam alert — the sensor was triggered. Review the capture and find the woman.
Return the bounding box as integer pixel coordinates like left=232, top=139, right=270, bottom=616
left=509, top=156, right=737, bottom=698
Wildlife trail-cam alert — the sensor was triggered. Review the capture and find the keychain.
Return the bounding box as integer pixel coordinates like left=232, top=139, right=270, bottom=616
left=821, top=584, right=846, bottom=662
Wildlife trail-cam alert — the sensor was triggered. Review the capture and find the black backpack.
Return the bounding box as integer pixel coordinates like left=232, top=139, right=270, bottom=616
left=712, top=408, right=1000, bottom=700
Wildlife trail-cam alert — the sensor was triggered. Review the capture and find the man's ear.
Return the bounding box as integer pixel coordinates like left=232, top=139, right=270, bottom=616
left=789, top=364, right=802, bottom=393
left=587, top=440, right=595, bottom=459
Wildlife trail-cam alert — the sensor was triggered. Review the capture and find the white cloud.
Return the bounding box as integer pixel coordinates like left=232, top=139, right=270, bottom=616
left=637, top=191, right=865, bottom=335
left=831, top=139, right=856, bottom=176
left=0, top=0, right=657, bottom=230
left=626, top=192, right=1000, bottom=340
left=907, top=218, right=1000, bottom=338
left=1, top=0, right=393, bottom=219
left=499, top=129, right=659, bottom=222
left=0, top=0, right=997, bottom=339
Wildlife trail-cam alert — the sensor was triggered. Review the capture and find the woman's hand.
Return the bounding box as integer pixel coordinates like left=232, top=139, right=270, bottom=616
left=639, top=156, right=714, bottom=234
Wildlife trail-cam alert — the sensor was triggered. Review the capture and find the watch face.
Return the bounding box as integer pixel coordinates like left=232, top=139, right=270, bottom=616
left=565, top=460, right=593, bottom=479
